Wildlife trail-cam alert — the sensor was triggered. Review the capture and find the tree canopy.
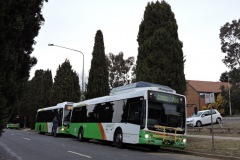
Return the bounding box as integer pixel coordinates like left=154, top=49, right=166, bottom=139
left=220, top=19, right=240, bottom=69
left=0, top=0, right=47, bottom=136
left=51, top=59, right=80, bottom=105
left=136, top=1, right=186, bottom=94
left=20, top=69, right=52, bottom=129
left=106, top=52, right=134, bottom=88
left=86, top=30, right=110, bottom=99
left=219, top=19, right=240, bottom=114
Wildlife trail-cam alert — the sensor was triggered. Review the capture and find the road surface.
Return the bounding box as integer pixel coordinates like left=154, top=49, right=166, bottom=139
left=0, top=129, right=218, bottom=160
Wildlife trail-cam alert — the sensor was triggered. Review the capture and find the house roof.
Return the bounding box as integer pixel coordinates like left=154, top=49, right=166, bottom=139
left=187, top=80, right=229, bottom=93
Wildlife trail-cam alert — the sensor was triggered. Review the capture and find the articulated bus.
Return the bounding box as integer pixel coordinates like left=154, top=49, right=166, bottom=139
left=35, top=102, right=73, bottom=136
left=69, top=82, right=187, bottom=150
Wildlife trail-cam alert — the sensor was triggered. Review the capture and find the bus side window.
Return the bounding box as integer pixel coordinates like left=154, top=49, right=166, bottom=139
left=71, top=106, right=87, bottom=123
left=87, top=104, right=96, bottom=122
left=125, top=97, right=143, bottom=125
left=128, top=103, right=140, bottom=121
left=112, top=100, right=125, bottom=123
left=104, top=102, right=114, bottom=122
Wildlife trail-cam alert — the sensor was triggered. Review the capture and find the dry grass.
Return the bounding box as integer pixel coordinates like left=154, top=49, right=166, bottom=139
left=186, top=137, right=240, bottom=157
left=185, top=121, right=240, bottom=158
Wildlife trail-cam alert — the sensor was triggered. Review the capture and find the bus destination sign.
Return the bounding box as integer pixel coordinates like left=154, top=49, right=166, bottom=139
left=148, top=91, right=184, bottom=104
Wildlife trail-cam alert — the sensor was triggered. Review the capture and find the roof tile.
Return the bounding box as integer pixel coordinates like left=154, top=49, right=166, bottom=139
left=187, top=80, right=229, bottom=93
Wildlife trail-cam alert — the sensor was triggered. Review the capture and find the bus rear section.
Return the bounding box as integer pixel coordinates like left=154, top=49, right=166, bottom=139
left=35, top=102, right=73, bottom=136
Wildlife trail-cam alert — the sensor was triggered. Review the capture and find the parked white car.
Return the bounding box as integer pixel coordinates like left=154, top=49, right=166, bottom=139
left=186, top=109, right=222, bottom=127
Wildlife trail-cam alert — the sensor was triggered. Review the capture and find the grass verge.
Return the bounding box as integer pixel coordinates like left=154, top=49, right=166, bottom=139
left=186, top=137, right=240, bottom=158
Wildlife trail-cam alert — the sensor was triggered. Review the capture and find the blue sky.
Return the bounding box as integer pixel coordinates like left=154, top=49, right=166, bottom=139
left=31, top=0, right=240, bottom=83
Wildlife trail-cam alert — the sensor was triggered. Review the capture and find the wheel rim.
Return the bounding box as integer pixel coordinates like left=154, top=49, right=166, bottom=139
left=197, top=121, right=201, bottom=127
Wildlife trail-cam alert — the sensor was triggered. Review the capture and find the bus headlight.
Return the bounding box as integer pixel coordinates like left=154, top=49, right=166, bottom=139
left=145, top=134, right=150, bottom=139
left=61, top=128, right=65, bottom=131
left=183, top=139, right=187, bottom=143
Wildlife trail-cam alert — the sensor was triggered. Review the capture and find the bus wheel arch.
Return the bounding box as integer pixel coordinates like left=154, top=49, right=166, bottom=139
left=114, top=127, right=124, bottom=148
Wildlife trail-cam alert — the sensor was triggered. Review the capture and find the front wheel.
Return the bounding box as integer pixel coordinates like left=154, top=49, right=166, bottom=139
left=114, top=129, right=124, bottom=148
left=196, top=121, right=202, bottom=127
left=78, top=128, right=86, bottom=142
left=216, top=118, right=221, bottom=124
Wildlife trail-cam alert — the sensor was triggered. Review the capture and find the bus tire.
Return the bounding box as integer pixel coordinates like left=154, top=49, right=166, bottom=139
left=78, top=128, right=85, bottom=142
left=114, top=129, right=124, bottom=148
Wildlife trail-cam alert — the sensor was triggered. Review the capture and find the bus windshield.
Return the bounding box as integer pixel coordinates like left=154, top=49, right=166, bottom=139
left=147, top=91, right=185, bottom=133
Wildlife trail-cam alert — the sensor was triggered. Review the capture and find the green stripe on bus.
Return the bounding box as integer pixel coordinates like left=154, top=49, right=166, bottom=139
left=69, top=123, right=106, bottom=140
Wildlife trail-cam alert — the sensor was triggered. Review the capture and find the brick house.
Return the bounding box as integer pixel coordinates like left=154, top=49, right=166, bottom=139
left=185, top=80, right=229, bottom=117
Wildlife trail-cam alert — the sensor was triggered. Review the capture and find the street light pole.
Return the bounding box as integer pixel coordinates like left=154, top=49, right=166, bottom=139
left=48, top=44, right=85, bottom=94
left=227, top=74, right=232, bottom=116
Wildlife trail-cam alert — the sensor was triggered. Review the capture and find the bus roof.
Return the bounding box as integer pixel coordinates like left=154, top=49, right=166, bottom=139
left=110, top=81, right=176, bottom=95
left=73, top=85, right=181, bottom=108
left=37, top=101, right=73, bottom=112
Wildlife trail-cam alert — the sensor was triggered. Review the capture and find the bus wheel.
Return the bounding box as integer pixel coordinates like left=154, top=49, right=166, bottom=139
left=78, top=128, right=85, bottom=142
left=114, top=129, right=124, bottom=148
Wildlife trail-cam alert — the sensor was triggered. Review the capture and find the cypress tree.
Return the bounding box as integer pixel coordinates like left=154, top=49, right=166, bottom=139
left=51, top=59, right=80, bottom=105
left=0, top=0, right=47, bottom=135
left=136, top=1, right=186, bottom=94
left=20, top=69, right=53, bottom=129
left=86, top=30, right=110, bottom=99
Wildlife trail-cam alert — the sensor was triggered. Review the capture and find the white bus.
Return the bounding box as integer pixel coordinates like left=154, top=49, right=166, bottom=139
left=69, top=82, right=187, bottom=150
left=35, top=102, right=73, bottom=136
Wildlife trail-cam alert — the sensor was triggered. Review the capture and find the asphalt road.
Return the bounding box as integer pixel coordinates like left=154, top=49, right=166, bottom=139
left=0, top=129, right=219, bottom=160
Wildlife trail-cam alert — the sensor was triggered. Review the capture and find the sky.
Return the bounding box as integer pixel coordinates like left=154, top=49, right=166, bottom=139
left=30, top=0, right=240, bottom=84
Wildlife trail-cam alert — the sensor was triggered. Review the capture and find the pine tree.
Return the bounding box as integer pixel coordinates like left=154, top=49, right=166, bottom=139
left=0, top=0, right=47, bottom=135
left=136, top=1, right=186, bottom=94
left=51, top=59, right=80, bottom=105
left=86, top=30, right=110, bottom=99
